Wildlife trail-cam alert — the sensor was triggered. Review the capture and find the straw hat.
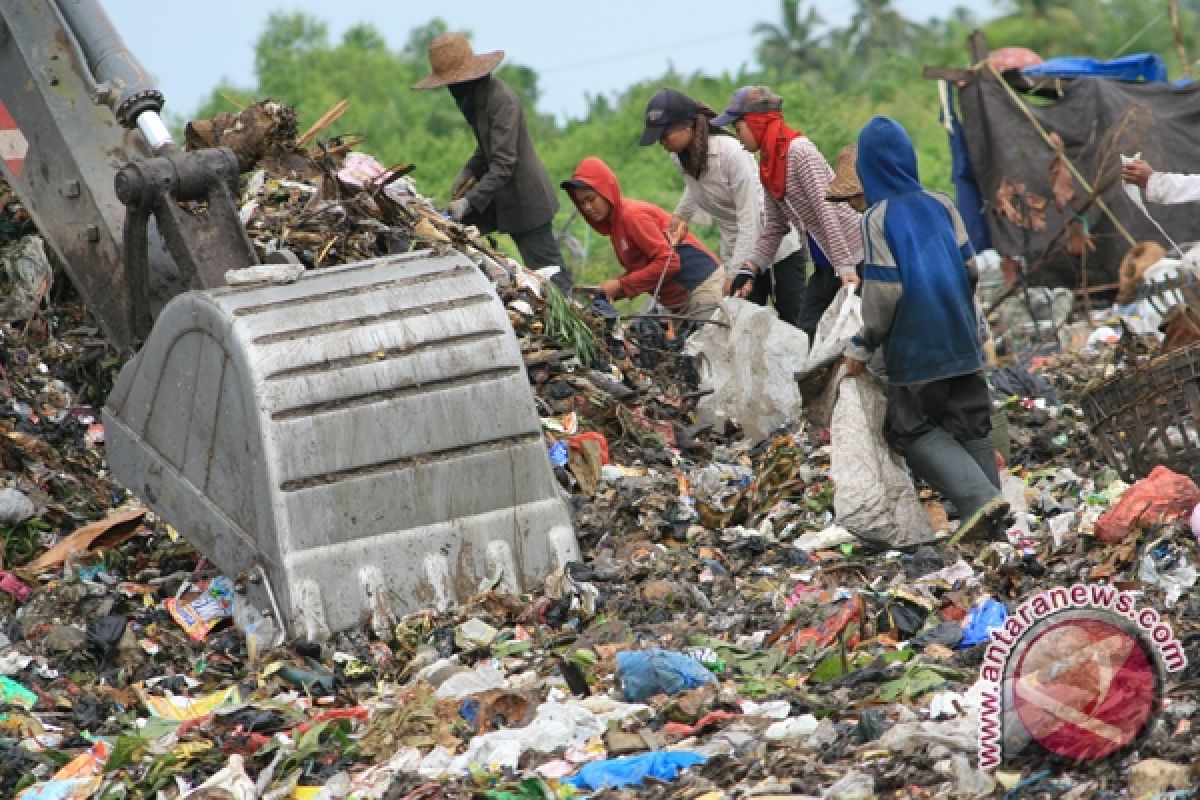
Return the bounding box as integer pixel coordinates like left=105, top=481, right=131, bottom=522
left=412, top=33, right=504, bottom=90
left=826, top=145, right=863, bottom=201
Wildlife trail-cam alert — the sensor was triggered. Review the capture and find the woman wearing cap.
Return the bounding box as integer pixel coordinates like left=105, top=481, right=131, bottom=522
left=637, top=88, right=807, bottom=328
left=561, top=156, right=723, bottom=320
left=713, top=86, right=864, bottom=340
left=413, top=33, right=568, bottom=289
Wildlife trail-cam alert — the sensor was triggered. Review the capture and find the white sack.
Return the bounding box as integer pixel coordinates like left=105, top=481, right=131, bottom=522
left=684, top=298, right=809, bottom=444
left=830, top=375, right=935, bottom=548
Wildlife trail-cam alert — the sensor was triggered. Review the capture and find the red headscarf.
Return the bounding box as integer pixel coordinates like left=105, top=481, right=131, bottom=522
left=744, top=111, right=802, bottom=200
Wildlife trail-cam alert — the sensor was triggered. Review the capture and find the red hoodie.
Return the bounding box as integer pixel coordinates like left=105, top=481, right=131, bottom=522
left=566, top=157, right=718, bottom=309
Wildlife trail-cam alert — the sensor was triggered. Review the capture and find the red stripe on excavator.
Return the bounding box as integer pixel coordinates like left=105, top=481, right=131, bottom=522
left=0, top=103, right=27, bottom=178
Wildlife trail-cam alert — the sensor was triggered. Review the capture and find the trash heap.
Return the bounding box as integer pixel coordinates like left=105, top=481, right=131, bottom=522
left=0, top=102, right=1198, bottom=799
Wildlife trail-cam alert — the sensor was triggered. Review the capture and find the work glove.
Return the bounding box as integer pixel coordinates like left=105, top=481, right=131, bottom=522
left=451, top=169, right=476, bottom=200
left=447, top=197, right=471, bottom=222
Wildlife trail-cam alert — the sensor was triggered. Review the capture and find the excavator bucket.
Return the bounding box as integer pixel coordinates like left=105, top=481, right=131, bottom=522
left=103, top=251, right=579, bottom=639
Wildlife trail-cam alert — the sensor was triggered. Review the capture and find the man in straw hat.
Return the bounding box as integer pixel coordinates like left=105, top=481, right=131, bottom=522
left=414, top=33, right=569, bottom=288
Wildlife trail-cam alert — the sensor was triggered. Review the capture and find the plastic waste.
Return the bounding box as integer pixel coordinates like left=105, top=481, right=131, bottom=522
left=764, top=714, right=819, bottom=741
left=1191, top=500, right=1200, bottom=544
left=1094, top=466, right=1200, bottom=544
left=616, top=649, right=717, bottom=702
left=823, top=769, right=875, bottom=800
left=451, top=694, right=646, bottom=774
left=878, top=715, right=978, bottom=755
left=565, top=751, right=707, bottom=790
left=434, top=661, right=507, bottom=699
left=548, top=441, right=569, bottom=467
left=0, top=488, right=35, bottom=526
left=0, top=236, right=54, bottom=322
left=1139, top=540, right=1198, bottom=608
left=793, top=525, right=856, bottom=552
left=232, top=594, right=282, bottom=664
left=957, top=598, right=1009, bottom=648
left=179, top=753, right=258, bottom=799
left=684, top=297, right=809, bottom=443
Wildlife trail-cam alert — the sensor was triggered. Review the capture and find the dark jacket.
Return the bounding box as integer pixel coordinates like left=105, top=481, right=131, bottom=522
left=565, top=157, right=718, bottom=309
left=845, top=116, right=982, bottom=385
left=462, top=77, right=558, bottom=234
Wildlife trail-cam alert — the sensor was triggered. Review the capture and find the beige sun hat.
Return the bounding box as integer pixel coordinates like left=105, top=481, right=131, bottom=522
left=412, top=33, right=504, bottom=90
left=826, top=144, right=863, bottom=201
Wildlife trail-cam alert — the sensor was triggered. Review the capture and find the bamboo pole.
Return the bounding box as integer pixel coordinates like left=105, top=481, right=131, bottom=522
left=1168, top=0, right=1192, bottom=79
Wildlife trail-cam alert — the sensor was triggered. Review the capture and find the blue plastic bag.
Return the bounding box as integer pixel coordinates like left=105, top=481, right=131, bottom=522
left=548, top=441, right=569, bottom=467
left=957, top=598, right=1009, bottom=648
left=565, top=752, right=708, bottom=790
left=616, top=648, right=717, bottom=702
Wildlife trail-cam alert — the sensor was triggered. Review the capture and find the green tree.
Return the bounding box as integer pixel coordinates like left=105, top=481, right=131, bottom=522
left=848, top=0, right=921, bottom=63
left=753, top=0, right=827, bottom=79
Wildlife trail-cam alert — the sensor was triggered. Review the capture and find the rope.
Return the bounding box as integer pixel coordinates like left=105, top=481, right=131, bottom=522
left=983, top=60, right=1137, bottom=248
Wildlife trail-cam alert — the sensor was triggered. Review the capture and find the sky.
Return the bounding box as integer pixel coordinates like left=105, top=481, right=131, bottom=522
left=102, top=0, right=998, bottom=123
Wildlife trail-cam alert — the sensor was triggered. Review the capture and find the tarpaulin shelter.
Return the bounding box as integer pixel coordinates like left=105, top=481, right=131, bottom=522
left=929, top=37, right=1200, bottom=293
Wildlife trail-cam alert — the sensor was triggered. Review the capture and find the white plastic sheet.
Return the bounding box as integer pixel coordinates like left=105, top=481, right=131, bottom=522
left=829, top=375, right=935, bottom=548
left=684, top=298, right=809, bottom=444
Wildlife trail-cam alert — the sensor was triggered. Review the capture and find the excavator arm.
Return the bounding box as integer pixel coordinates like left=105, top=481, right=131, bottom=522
left=0, top=0, right=257, bottom=351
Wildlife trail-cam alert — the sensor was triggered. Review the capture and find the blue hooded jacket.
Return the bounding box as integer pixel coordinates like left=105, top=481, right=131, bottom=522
left=845, top=116, right=982, bottom=385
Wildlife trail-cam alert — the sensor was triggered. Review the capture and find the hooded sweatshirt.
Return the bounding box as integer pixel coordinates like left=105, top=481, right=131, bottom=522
left=845, top=116, right=982, bottom=385
left=566, top=157, right=718, bottom=309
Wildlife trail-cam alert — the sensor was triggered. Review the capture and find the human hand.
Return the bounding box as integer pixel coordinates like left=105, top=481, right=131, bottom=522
left=1121, top=159, right=1152, bottom=188
left=451, top=170, right=476, bottom=200
left=598, top=278, right=622, bottom=300
left=447, top=197, right=471, bottom=221
left=840, top=272, right=861, bottom=288
left=729, top=268, right=756, bottom=298
left=842, top=356, right=866, bottom=377
left=669, top=215, right=689, bottom=245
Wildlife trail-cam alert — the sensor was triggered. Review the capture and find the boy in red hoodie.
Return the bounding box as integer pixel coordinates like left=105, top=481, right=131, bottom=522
left=562, top=157, right=723, bottom=318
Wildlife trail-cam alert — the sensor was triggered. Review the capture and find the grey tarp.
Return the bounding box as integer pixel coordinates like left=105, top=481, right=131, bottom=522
left=959, top=69, right=1200, bottom=289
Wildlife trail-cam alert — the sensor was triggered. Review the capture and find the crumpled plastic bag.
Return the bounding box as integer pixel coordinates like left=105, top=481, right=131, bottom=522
left=684, top=297, right=808, bottom=444
left=616, top=649, right=717, bottom=702
left=957, top=597, right=1009, bottom=648
left=829, top=375, right=935, bottom=548
left=0, top=236, right=53, bottom=322
left=1094, top=465, right=1200, bottom=544
left=565, top=752, right=707, bottom=790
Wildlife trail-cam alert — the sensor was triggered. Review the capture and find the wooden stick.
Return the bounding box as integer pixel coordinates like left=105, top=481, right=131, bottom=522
left=298, top=100, right=350, bottom=147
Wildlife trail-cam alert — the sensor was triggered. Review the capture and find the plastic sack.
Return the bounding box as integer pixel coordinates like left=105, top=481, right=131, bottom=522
left=957, top=598, right=1009, bottom=648
left=0, top=236, right=53, bottom=322
left=683, top=297, right=809, bottom=444
left=616, top=649, right=717, bottom=702
left=800, top=285, right=861, bottom=378
left=565, top=752, right=707, bottom=790
left=829, top=375, right=936, bottom=548
left=1094, top=465, right=1200, bottom=544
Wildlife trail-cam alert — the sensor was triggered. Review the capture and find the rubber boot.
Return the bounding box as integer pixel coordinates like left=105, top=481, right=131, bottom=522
left=962, top=438, right=1002, bottom=491
left=902, top=428, right=1009, bottom=545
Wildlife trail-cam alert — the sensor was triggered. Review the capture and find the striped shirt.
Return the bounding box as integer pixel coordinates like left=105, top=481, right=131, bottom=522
left=751, top=137, right=863, bottom=276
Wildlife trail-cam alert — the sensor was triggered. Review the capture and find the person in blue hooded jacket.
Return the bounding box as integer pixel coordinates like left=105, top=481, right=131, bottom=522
left=842, top=116, right=1008, bottom=545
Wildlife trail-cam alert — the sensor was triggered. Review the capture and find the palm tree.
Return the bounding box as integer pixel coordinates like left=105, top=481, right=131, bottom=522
left=753, top=0, right=827, bottom=78
left=847, top=0, right=920, bottom=63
